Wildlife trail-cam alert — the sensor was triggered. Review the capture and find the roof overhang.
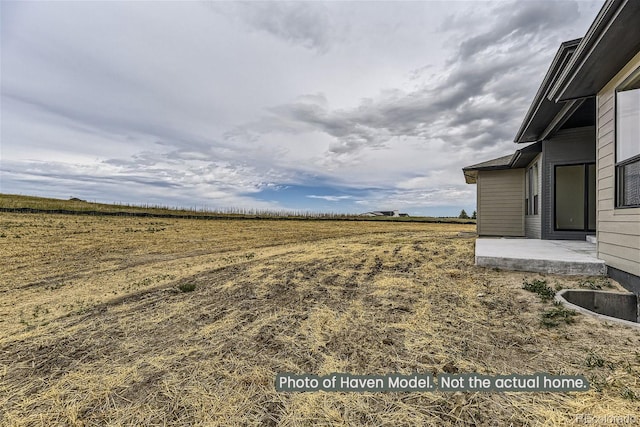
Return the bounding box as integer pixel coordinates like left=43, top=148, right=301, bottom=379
left=549, top=0, right=640, bottom=102
left=463, top=142, right=541, bottom=184
left=513, top=39, right=581, bottom=144
left=511, top=141, right=543, bottom=168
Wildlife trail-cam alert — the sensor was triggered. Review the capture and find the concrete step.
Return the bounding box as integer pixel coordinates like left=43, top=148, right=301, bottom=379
left=475, top=238, right=606, bottom=276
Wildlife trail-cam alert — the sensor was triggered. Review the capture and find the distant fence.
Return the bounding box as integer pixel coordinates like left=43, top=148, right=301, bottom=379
left=0, top=207, right=476, bottom=224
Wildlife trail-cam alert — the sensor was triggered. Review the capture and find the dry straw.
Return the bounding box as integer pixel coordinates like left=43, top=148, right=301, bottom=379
left=1, top=205, right=639, bottom=425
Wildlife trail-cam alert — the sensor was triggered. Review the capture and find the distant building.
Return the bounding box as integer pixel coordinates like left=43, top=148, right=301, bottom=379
left=359, top=210, right=402, bottom=217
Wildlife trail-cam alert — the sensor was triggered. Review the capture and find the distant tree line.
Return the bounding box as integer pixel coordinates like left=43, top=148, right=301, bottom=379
left=459, top=209, right=477, bottom=219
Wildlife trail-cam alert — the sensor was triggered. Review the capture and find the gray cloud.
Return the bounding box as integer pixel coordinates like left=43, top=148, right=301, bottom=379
left=457, top=1, right=579, bottom=61
left=223, top=2, right=335, bottom=52
left=229, top=0, right=594, bottom=159
left=8, top=162, right=158, bottom=189
left=1, top=1, right=603, bottom=215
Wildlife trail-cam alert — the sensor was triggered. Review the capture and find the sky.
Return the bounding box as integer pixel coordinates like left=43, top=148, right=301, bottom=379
left=1, top=0, right=604, bottom=216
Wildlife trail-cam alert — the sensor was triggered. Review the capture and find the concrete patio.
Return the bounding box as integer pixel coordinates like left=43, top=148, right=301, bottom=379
left=475, top=238, right=606, bottom=276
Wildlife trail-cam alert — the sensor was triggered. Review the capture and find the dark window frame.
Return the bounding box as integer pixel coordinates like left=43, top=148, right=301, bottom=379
left=525, top=172, right=529, bottom=215
left=614, top=68, right=640, bottom=209
left=526, top=162, right=539, bottom=216
left=554, top=162, right=596, bottom=232
left=616, top=154, right=640, bottom=208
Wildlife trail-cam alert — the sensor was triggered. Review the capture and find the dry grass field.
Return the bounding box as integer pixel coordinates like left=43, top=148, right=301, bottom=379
left=1, top=210, right=639, bottom=426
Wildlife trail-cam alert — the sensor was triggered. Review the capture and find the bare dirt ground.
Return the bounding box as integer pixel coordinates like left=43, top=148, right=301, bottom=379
left=1, top=213, right=638, bottom=426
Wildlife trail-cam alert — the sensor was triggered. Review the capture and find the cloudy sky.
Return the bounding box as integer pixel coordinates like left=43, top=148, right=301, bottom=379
left=1, top=1, right=603, bottom=216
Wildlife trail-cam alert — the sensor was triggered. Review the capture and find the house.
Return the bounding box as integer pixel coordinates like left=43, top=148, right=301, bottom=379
left=463, top=0, right=640, bottom=291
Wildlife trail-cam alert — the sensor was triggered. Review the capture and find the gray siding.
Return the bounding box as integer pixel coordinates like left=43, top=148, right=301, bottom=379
left=525, top=153, right=542, bottom=239
left=541, top=126, right=596, bottom=240
left=477, top=169, right=525, bottom=236
left=525, top=215, right=541, bottom=239
left=596, top=51, right=640, bottom=277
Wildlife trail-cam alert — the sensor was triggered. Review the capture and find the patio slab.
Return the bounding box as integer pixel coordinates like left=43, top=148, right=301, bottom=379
left=475, top=238, right=606, bottom=275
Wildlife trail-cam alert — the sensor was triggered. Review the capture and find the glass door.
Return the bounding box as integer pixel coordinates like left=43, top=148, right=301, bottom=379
left=555, top=163, right=596, bottom=231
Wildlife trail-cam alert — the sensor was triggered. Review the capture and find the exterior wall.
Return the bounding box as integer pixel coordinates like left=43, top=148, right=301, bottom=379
left=541, top=126, right=596, bottom=240
left=525, top=153, right=543, bottom=239
left=596, top=50, right=640, bottom=277
left=477, top=169, right=525, bottom=236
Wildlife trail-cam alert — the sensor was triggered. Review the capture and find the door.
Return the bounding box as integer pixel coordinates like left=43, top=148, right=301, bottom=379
left=555, top=163, right=596, bottom=231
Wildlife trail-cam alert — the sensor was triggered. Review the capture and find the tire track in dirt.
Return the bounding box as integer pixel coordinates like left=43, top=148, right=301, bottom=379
left=3, top=228, right=640, bottom=425
left=1, top=232, right=428, bottom=377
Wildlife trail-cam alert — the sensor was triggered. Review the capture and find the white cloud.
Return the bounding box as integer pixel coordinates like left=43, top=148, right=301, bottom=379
left=307, top=195, right=353, bottom=202
left=0, top=1, right=604, bottom=215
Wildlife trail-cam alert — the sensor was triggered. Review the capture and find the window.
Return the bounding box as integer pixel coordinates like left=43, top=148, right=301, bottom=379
left=532, top=163, right=539, bottom=215
left=616, top=69, right=640, bottom=208
left=525, top=169, right=529, bottom=215
left=526, top=162, right=539, bottom=215
left=555, top=164, right=596, bottom=231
